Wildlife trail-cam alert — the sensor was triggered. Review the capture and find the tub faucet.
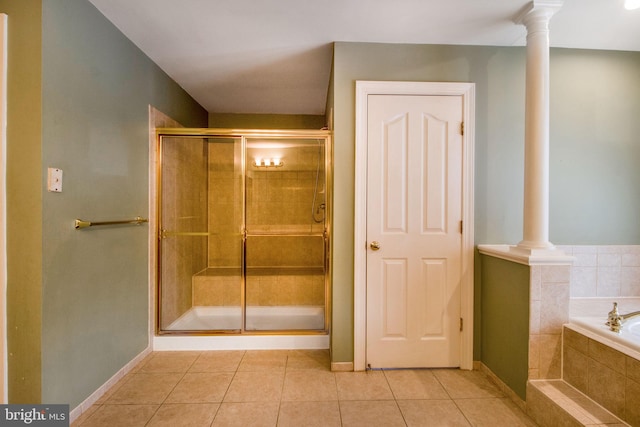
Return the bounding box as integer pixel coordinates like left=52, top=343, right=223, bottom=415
left=607, top=302, right=640, bottom=333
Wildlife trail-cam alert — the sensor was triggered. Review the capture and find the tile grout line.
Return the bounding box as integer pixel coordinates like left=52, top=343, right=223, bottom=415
left=329, top=359, right=344, bottom=426
left=79, top=352, right=163, bottom=426
left=381, top=369, right=409, bottom=426
left=273, top=354, right=289, bottom=427
left=432, top=369, right=475, bottom=427
left=209, top=350, right=245, bottom=425
left=77, top=350, right=543, bottom=426
left=142, top=351, right=200, bottom=426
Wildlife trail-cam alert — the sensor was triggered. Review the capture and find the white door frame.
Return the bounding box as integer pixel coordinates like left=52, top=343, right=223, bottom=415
left=354, top=81, right=475, bottom=371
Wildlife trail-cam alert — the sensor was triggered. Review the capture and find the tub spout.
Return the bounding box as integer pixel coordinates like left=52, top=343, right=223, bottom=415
left=606, top=302, right=640, bottom=333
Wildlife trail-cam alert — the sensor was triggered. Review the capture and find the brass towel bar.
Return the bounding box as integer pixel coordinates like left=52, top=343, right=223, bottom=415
left=74, top=216, right=148, bottom=230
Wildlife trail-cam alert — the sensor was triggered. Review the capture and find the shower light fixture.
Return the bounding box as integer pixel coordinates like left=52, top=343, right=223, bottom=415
left=254, top=158, right=283, bottom=168
left=625, top=0, right=640, bottom=10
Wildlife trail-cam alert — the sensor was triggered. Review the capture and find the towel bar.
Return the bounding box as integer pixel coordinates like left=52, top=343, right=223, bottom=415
left=74, top=216, right=148, bottom=230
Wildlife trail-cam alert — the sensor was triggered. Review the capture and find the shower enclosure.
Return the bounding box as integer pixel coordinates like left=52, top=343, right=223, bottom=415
left=156, top=129, right=331, bottom=335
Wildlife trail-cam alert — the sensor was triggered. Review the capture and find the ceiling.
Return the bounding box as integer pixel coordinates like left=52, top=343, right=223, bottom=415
left=88, top=0, right=640, bottom=116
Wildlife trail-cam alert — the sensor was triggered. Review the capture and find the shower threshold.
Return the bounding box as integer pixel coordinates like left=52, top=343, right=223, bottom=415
left=167, top=305, right=325, bottom=331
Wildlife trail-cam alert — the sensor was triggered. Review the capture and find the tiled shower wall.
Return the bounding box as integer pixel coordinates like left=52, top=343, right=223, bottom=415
left=192, top=270, right=325, bottom=307
left=245, top=169, right=325, bottom=236
left=207, top=141, right=243, bottom=268
left=197, top=142, right=326, bottom=307
left=245, top=144, right=325, bottom=239
left=207, top=143, right=326, bottom=268
left=559, top=245, right=640, bottom=297
left=160, top=137, right=208, bottom=327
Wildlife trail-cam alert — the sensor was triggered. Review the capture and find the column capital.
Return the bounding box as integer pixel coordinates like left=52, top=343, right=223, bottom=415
left=515, top=0, right=563, bottom=30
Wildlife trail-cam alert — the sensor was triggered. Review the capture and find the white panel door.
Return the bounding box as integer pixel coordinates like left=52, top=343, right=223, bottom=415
left=366, top=94, right=463, bottom=368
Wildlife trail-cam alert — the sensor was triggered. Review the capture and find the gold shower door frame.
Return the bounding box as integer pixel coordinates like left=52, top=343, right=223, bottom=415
left=155, top=128, right=332, bottom=336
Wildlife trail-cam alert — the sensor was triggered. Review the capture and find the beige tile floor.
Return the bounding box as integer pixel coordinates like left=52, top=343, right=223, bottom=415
left=72, top=350, right=538, bottom=427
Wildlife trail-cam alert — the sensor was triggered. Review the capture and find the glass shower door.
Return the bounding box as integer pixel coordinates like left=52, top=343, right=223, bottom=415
left=244, top=137, right=327, bottom=331
left=158, top=135, right=243, bottom=332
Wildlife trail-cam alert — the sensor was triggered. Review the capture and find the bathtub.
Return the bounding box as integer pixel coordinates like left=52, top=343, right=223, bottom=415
left=564, top=298, right=640, bottom=425
left=568, top=297, right=640, bottom=360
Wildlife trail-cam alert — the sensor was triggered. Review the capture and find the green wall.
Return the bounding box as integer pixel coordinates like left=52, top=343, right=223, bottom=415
left=4, top=0, right=208, bottom=407
left=209, top=112, right=326, bottom=129
left=549, top=49, right=640, bottom=243
left=330, top=41, right=640, bottom=363
left=331, top=42, right=528, bottom=363
left=40, top=0, right=208, bottom=407
left=480, top=256, right=530, bottom=400
left=1, top=0, right=43, bottom=404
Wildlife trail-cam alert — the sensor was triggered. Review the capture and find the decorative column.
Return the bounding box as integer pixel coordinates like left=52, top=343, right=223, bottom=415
left=478, top=3, right=574, bottom=397
left=516, top=0, right=562, bottom=253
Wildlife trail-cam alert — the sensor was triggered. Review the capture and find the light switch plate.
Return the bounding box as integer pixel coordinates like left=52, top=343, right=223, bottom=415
left=48, top=168, right=63, bottom=192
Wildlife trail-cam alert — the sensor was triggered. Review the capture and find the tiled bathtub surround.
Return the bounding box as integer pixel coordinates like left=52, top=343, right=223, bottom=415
left=526, top=379, right=628, bottom=426
left=527, top=246, right=640, bottom=380
left=481, top=245, right=640, bottom=422
left=528, top=264, right=571, bottom=380
left=562, top=326, right=640, bottom=426
left=560, top=245, right=640, bottom=297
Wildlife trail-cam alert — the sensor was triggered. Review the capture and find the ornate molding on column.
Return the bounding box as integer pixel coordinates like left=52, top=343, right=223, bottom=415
left=515, top=0, right=563, bottom=29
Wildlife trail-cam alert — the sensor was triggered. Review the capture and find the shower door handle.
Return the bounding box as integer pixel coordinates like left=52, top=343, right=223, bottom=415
left=369, top=241, right=381, bottom=251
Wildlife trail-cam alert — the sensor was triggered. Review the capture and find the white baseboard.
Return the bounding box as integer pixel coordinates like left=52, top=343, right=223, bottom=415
left=476, top=361, right=527, bottom=412
left=69, top=346, right=152, bottom=424
left=330, top=362, right=354, bottom=372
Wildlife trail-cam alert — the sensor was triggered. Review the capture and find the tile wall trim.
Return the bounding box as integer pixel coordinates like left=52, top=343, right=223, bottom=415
left=478, top=244, right=575, bottom=266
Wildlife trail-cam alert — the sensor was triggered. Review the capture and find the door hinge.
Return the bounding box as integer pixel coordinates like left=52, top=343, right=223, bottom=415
left=461, top=121, right=464, bottom=136
left=459, top=220, right=463, bottom=234
left=460, top=318, right=463, bottom=332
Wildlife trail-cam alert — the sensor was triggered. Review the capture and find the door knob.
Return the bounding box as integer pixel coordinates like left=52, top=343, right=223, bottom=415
left=369, top=241, right=381, bottom=251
